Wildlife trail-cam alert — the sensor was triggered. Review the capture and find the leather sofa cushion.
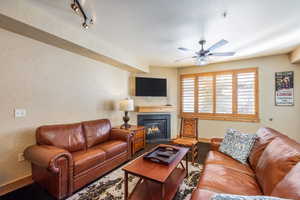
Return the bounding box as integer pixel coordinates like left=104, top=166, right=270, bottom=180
left=82, top=119, right=111, bottom=148
left=205, top=151, right=255, bottom=177
left=36, top=123, right=85, bottom=152
left=191, top=189, right=216, bottom=200
left=255, top=137, right=300, bottom=195
left=197, top=164, right=262, bottom=196
left=72, top=145, right=106, bottom=175
left=249, top=127, right=287, bottom=171
left=271, top=162, right=300, bottom=200
left=97, top=140, right=127, bottom=159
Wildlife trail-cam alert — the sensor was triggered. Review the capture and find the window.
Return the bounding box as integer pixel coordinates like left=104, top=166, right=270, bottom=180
left=180, top=68, right=259, bottom=122
left=181, top=77, right=195, bottom=113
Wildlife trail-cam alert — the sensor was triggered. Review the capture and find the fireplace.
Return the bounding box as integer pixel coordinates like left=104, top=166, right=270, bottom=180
left=137, top=114, right=171, bottom=143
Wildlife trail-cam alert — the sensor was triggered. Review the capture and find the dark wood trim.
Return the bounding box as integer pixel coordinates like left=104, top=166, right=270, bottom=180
left=0, top=175, right=33, bottom=196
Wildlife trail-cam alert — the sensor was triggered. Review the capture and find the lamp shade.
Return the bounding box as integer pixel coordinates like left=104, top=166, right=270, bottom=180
left=119, top=99, right=134, bottom=111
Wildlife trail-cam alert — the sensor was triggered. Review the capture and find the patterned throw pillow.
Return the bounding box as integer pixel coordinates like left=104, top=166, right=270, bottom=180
left=211, top=194, right=290, bottom=200
left=219, top=129, right=257, bottom=164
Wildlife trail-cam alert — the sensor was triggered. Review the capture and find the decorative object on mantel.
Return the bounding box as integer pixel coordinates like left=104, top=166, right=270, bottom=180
left=70, top=0, right=94, bottom=29
left=119, top=98, right=134, bottom=129
left=275, top=71, right=294, bottom=106
left=137, top=105, right=176, bottom=113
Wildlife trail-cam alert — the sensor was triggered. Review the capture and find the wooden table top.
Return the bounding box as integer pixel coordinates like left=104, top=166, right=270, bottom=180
left=113, top=125, right=144, bottom=131
left=122, top=144, right=189, bottom=183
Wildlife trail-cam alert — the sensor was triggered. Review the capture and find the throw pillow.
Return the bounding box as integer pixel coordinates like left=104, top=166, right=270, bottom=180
left=219, top=128, right=257, bottom=164
left=211, top=194, right=290, bottom=200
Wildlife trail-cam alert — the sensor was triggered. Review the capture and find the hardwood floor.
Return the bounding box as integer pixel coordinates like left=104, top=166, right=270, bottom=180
left=1, top=142, right=210, bottom=200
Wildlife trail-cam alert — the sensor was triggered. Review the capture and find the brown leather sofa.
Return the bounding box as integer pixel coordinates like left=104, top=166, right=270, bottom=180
left=191, top=127, right=300, bottom=200
left=24, top=119, right=132, bottom=199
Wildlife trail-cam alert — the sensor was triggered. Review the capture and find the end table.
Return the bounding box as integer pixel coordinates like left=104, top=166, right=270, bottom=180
left=113, top=125, right=145, bottom=156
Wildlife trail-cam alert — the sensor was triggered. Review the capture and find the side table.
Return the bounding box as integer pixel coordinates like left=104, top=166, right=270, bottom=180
left=113, top=125, right=145, bottom=156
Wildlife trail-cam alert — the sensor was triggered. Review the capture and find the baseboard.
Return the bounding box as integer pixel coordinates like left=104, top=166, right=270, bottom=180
left=0, top=175, right=33, bottom=196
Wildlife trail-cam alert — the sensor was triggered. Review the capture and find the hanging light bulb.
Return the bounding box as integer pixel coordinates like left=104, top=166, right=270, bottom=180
left=71, top=3, right=80, bottom=13
left=82, top=22, right=89, bottom=29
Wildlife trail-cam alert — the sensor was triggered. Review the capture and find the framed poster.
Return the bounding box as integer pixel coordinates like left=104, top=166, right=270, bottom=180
left=275, top=71, right=294, bottom=106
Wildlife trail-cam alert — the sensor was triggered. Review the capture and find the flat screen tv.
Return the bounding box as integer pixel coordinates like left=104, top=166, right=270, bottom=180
left=135, top=77, right=167, bottom=97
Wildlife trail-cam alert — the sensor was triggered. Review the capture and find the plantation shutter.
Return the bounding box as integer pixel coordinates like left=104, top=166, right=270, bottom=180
left=180, top=68, right=258, bottom=122
left=181, top=76, right=195, bottom=113
left=237, top=72, right=256, bottom=114
left=198, top=75, right=213, bottom=113
left=215, top=74, right=233, bottom=114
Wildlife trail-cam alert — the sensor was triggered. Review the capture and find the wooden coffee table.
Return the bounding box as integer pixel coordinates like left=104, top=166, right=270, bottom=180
left=122, top=144, right=189, bottom=200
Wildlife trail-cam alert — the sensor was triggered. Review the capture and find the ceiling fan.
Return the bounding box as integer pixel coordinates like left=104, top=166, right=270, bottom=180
left=176, top=39, right=236, bottom=65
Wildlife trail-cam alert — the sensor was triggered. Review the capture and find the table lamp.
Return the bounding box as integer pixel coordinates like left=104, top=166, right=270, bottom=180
left=119, top=99, right=134, bottom=129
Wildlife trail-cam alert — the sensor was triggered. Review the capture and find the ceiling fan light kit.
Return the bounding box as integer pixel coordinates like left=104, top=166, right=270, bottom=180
left=177, top=39, right=236, bottom=66
left=197, top=56, right=208, bottom=66
left=70, top=0, right=94, bottom=29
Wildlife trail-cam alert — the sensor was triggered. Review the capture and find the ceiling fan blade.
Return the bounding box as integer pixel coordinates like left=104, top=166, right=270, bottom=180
left=178, top=47, right=193, bottom=52
left=175, top=56, right=197, bottom=62
left=207, top=39, right=228, bottom=51
left=209, top=52, right=235, bottom=56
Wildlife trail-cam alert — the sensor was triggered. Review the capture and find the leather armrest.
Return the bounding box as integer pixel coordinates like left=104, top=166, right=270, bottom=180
left=110, top=128, right=133, bottom=159
left=110, top=128, right=133, bottom=142
left=24, top=145, right=73, bottom=173
left=210, top=138, right=223, bottom=151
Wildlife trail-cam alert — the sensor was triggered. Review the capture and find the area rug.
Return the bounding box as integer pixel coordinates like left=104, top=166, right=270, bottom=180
left=67, top=162, right=203, bottom=200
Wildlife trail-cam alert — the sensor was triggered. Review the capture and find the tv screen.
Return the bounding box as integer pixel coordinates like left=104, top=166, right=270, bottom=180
left=135, top=77, right=167, bottom=97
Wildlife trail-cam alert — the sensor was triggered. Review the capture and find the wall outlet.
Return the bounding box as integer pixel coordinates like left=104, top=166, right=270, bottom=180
left=18, top=153, right=25, bottom=162
left=15, top=109, right=26, bottom=118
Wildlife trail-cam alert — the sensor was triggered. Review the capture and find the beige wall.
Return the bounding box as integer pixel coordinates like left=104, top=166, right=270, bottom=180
left=130, top=66, right=179, bottom=138
left=1, top=25, right=299, bottom=188
left=0, top=28, right=131, bottom=186
left=178, top=55, right=300, bottom=141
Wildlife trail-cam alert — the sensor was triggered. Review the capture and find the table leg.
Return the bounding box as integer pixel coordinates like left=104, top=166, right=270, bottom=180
left=124, top=172, right=128, bottom=200
left=186, top=154, right=189, bottom=177
left=161, top=183, right=165, bottom=200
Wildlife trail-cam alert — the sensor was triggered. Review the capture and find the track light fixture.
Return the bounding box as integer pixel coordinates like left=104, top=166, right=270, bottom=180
left=70, top=0, right=94, bottom=29
left=82, top=22, right=89, bottom=29
left=70, top=3, right=79, bottom=13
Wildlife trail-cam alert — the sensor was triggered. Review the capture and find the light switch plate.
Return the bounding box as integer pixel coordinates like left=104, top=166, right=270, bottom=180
left=15, top=109, right=26, bottom=118
left=18, top=153, right=25, bottom=162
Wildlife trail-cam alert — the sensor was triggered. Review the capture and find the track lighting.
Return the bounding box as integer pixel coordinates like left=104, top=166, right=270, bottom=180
left=89, top=19, right=94, bottom=25
left=70, top=0, right=94, bottom=29
left=70, top=3, right=79, bottom=13
left=82, top=22, right=89, bottom=29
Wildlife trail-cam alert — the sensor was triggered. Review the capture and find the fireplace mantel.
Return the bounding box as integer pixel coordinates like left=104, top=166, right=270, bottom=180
left=137, top=105, right=176, bottom=113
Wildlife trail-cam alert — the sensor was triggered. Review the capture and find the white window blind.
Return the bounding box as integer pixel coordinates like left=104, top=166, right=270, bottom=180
left=198, top=75, right=213, bottom=113
left=216, top=74, right=233, bottom=114
left=180, top=68, right=258, bottom=122
left=237, top=72, right=256, bottom=114
left=181, top=77, right=195, bottom=113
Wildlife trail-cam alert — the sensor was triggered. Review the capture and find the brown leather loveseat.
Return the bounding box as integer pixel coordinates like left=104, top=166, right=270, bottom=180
left=191, top=127, right=300, bottom=200
left=24, top=119, right=132, bottom=199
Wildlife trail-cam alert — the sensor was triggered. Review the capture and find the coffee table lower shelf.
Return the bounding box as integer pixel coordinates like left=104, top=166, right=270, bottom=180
left=128, top=168, right=186, bottom=200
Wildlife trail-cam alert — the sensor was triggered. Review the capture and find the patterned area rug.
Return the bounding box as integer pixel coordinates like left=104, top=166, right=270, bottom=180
left=67, top=162, right=203, bottom=200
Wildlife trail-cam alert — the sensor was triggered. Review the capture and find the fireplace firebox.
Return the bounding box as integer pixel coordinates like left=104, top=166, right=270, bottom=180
left=137, top=114, right=171, bottom=143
